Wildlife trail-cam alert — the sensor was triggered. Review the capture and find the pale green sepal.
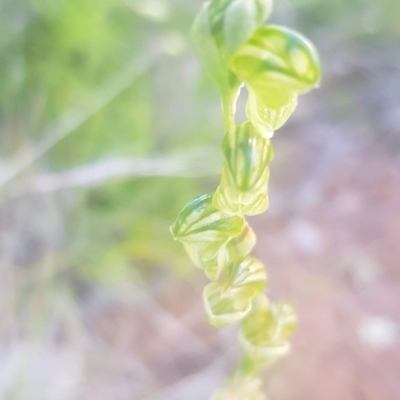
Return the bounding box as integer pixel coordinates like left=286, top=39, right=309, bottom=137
left=240, top=295, right=297, bottom=367
left=246, top=86, right=298, bottom=135
left=170, top=193, right=245, bottom=280
left=213, top=122, right=273, bottom=215
left=203, top=257, right=267, bottom=328
left=230, top=25, right=321, bottom=94
left=210, top=375, right=267, bottom=400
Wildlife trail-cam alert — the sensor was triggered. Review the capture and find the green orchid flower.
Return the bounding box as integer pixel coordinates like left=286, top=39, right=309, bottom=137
left=240, top=295, right=297, bottom=368
left=191, top=0, right=273, bottom=130
left=213, top=121, right=274, bottom=215
left=231, top=25, right=321, bottom=135
left=170, top=193, right=246, bottom=280
left=203, top=257, right=267, bottom=327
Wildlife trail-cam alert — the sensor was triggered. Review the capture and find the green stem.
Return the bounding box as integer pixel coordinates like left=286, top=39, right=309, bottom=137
left=239, top=353, right=262, bottom=376
left=221, top=82, right=241, bottom=133
left=222, top=95, right=235, bottom=133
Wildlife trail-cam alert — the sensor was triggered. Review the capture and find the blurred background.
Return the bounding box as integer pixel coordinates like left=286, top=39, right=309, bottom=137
left=0, top=0, right=399, bottom=399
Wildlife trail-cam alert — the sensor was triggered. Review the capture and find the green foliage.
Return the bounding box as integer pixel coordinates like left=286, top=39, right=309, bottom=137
left=171, top=0, right=321, bottom=397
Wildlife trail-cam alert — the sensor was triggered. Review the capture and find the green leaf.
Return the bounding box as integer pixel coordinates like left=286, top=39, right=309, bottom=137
left=230, top=25, right=321, bottom=93
left=170, top=193, right=245, bottom=280
left=213, top=122, right=273, bottom=215
left=240, top=296, right=297, bottom=366
left=203, top=257, right=267, bottom=327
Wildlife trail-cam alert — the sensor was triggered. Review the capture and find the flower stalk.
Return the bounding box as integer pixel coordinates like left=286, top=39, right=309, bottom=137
left=170, top=0, right=321, bottom=397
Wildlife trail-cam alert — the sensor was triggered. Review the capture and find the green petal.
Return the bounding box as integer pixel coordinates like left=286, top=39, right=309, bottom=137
left=203, top=257, right=267, bottom=327
left=231, top=25, right=321, bottom=93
